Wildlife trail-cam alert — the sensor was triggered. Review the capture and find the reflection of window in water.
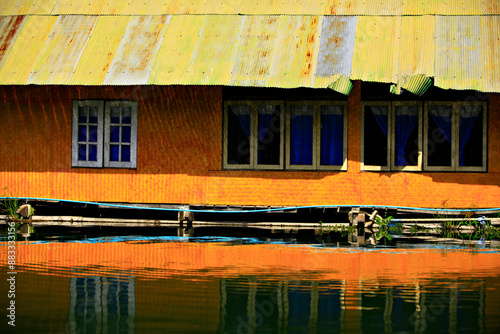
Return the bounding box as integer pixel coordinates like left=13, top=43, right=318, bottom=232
left=67, top=277, right=135, bottom=333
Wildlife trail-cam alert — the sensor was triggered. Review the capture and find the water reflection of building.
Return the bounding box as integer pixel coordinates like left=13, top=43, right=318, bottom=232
left=217, top=277, right=492, bottom=333
left=4, top=241, right=500, bottom=332
left=67, top=277, right=136, bottom=334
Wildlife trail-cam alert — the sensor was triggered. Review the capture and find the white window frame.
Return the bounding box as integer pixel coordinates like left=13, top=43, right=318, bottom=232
left=72, top=100, right=104, bottom=168
left=72, top=100, right=138, bottom=169
left=285, top=101, right=348, bottom=171
left=104, top=101, right=138, bottom=169
left=223, top=101, right=285, bottom=170
left=424, top=101, right=487, bottom=172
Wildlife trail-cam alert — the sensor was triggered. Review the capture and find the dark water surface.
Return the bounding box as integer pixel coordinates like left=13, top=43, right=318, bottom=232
left=1, top=233, right=500, bottom=333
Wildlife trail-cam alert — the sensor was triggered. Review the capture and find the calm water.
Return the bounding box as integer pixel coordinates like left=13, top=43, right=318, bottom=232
left=1, top=233, right=500, bottom=333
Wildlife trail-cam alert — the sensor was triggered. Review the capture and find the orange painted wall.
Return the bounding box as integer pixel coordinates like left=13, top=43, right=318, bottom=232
left=0, top=84, right=499, bottom=208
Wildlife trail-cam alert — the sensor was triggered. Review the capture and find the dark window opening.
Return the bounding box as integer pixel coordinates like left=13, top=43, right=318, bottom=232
left=427, top=111, right=452, bottom=167
left=364, top=106, right=388, bottom=166
left=394, top=105, right=419, bottom=167
left=460, top=108, right=484, bottom=167
left=257, top=106, right=281, bottom=166
left=227, top=105, right=251, bottom=165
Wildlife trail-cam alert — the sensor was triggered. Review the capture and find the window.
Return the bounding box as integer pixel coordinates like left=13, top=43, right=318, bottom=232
left=224, top=101, right=284, bottom=170
left=361, top=101, right=422, bottom=171
left=286, top=102, right=347, bottom=170
left=72, top=100, right=138, bottom=168
left=224, top=100, right=347, bottom=171
left=361, top=101, right=487, bottom=172
left=424, top=102, right=486, bottom=172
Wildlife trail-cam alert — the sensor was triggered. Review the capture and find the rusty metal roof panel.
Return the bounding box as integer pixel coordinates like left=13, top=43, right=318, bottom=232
left=148, top=15, right=205, bottom=85
left=314, top=16, right=357, bottom=88
left=228, top=15, right=281, bottom=87
left=0, top=15, right=58, bottom=84
left=266, top=15, right=322, bottom=88
left=103, top=15, right=171, bottom=85
left=0, top=16, right=26, bottom=69
left=70, top=15, right=130, bottom=85
left=27, top=15, right=98, bottom=84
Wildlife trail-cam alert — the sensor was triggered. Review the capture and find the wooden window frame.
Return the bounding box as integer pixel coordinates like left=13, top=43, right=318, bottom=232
left=285, top=101, right=348, bottom=171
left=390, top=101, right=423, bottom=171
left=362, top=101, right=423, bottom=172
left=424, top=101, right=487, bottom=172
left=223, top=101, right=285, bottom=170
left=361, top=101, right=392, bottom=171
left=72, top=100, right=138, bottom=169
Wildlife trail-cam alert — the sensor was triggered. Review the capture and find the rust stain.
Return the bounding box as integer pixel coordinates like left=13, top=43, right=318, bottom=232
left=0, top=16, right=25, bottom=59
left=300, top=17, right=319, bottom=78
left=329, top=35, right=344, bottom=48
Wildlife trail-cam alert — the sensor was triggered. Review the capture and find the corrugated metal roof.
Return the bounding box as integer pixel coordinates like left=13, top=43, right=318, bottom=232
left=27, top=15, right=98, bottom=84
left=0, top=15, right=58, bottom=84
left=481, top=16, right=500, bottom=93
left=70, top=15, right=130, bottom=85
left=434, top=16, right=483, bottom=91
left=315, top=16, right=357, bottom=89
left=0, top=16, right=26, bottom=69
left=0, top=13, right=498, bottom=93
left=103, top=15, right=170, bottom=85
left=2, top=0, right=500, bottom=15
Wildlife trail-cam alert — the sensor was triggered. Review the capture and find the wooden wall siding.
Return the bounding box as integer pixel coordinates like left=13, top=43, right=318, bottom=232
left=0, top=85, right=499, bottom=208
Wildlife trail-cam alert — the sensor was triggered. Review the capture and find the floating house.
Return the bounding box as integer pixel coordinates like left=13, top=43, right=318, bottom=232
left=0, top=1, right=499, bottom=211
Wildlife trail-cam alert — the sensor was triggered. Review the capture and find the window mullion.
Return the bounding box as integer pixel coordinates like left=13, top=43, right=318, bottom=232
left=452, top=103, right=459, bottom=171
left=386, top=103, right=392, bottom=171
left=251, top=105, right=258, bottom=169
left=314, top=104, right=320, bottom=170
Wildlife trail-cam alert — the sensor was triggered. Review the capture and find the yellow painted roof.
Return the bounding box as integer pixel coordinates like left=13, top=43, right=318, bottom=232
left=1, top=0, right=500, bottom=15
left=0, top=1, right=498, bottom=93
left=0, top=14, right=498, bottom=93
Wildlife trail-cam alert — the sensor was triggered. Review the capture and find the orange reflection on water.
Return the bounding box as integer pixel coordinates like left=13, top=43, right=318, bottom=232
left=1, top=240, right=500, bottom=333
left=2, top=240, right=500, bottom=281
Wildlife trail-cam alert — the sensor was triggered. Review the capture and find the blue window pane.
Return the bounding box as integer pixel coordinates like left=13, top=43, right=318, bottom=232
left=89, top=126, right=98, bottom=142
left=78, top=125, right=87, bottom=142
left=320, top=113, right=344, bottom=166
left=121, top=146, right=130, bottom=162
left=111, top=107, right=120, bottom=123
left=78, top=145, right=86, bottom=161
left=110, top=145, right=119, bottom=161
left=88, top=145, right=97, bottom=161
left=122, top=126, right=131, bottom=143
left=78, top=107, right=87, bottom=123
left=89, top=107, right=98, bottom=124
left=122, top=107, right=131, bottom=124
left=290, top=112, right=313, bottom=165
left=110, top=126, right=120, bottom=142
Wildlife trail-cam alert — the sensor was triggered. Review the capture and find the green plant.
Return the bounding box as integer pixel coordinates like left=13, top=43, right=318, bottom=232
left=375, top=215, right=393, bottom=226
left=1, top=188, right=21, bottom=219
left=318, top=221, right=355, bottom=237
